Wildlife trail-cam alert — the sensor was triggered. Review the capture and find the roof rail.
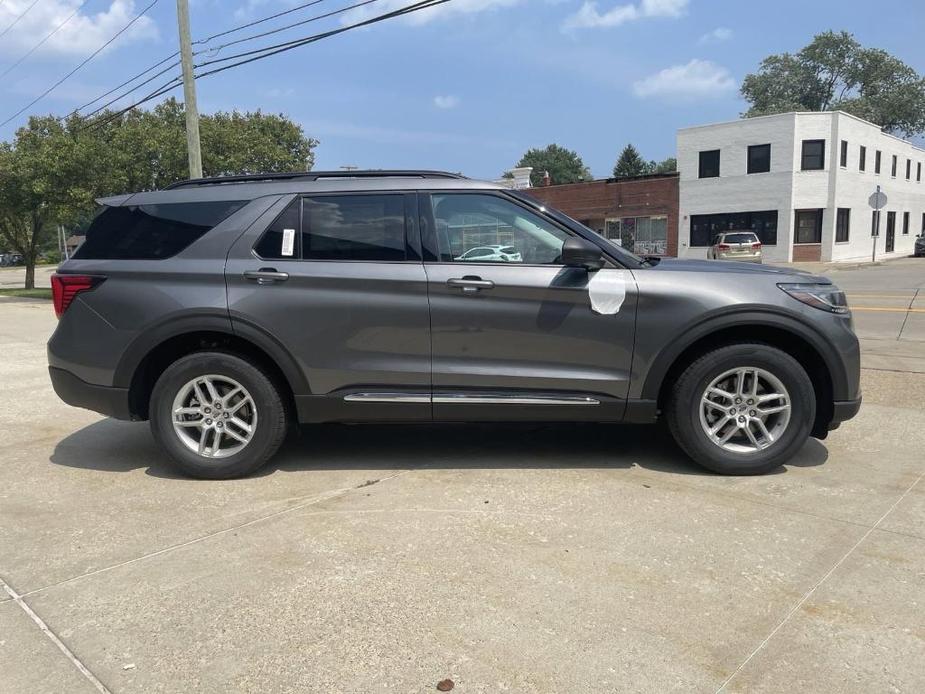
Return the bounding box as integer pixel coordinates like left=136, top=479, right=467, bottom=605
left=164, top=170, right=467, bottom=190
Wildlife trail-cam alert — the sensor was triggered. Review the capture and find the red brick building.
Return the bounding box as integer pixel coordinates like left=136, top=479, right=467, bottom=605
left=525, top=172, right=680, bottom=257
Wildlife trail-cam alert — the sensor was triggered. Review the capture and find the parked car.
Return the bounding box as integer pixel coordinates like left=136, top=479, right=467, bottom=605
left=48, top=170, right=861, bottom=479
left=914, top=235, right=925, bottom=257
left=455, top=245, right=523, bottom=262
left=708, top=231, right=762, bottom=263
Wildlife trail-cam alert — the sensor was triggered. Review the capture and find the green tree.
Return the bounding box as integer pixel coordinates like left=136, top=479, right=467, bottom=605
left=516, top=144, right=591, bottom=186
left=613, top=144, right=649, bottom=177
left=651, top=156, right=677, bottom=173
left=741, top=30, right=925, bottom=136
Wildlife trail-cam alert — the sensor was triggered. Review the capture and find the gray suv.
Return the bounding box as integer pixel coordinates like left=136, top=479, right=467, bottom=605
left=48, top=170, right=861, bottom=479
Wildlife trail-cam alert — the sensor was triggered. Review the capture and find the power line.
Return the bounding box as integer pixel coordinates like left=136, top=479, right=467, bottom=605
left=193, top=0, right=380, bottom=55
left=0, top=0, right=159, bottom=129
left=82, top=0, right=450, bottom=132
left=0, top=0, right=91, bottom=79
left=0, top=0, right=41, bottom=39
left=193, top=0, right=329, bottom=45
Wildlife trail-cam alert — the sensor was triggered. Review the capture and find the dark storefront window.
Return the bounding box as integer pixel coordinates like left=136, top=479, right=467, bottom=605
left=795, top=209, right=823, bottom=244
left=690, top=211, right=778, bottom=247
left=698, top=150, right=720, bottom=178
left=801, top=140, right=825, bottom=170
left=747, top=144, right=770, bottom=174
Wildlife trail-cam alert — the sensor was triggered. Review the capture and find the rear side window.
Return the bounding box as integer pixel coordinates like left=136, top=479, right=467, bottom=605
left=301, top=195, right=406, bottom=261
left=75, top=201, right=246, bottom=260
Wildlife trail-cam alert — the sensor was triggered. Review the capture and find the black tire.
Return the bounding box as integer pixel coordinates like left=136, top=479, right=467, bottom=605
left=149, top=352, right=288, bottom=479
left=666, top=343, right=815, bottom=475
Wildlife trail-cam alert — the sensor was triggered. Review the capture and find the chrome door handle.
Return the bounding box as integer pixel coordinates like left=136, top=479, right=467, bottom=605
left=244, top=269, right=289, bottom=285
left=447, top=277, right=494, bottom=292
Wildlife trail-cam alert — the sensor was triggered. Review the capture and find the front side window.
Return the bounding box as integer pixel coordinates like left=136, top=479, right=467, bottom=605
left=698, top=149, right=720, bottom=178
left=302, top=195, right=406, bottom=261
left=836, top=208, right=850, bottom=243
left=801, top=140, right=825, bottom=170
left=747, top=144, right=770, bottom=174
left=431, top=194, right=571, bottom=265
left=76, top=200, right=247, bottom=260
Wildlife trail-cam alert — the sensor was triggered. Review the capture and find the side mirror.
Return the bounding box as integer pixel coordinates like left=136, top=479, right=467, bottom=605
left=561, top=237, right=605, bottom=271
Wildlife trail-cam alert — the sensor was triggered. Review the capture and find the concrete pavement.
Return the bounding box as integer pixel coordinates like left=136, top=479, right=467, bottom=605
left=1, top=274, right=923, bottom=693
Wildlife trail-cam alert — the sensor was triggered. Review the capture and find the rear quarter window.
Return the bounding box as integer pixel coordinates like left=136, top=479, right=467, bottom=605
left=74, top=200, right=247, bottom=260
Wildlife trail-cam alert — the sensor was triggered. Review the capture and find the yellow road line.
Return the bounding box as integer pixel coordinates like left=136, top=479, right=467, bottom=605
left=846, top=294, right=917, bottom=299
left=851, top=306, right=925, bottom=313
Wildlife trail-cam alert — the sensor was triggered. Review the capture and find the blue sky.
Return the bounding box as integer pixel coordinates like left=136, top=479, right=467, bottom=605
left=1, top=0, right=923, bottom=179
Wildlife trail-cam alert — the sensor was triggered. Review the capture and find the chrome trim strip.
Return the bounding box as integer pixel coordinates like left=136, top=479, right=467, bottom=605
left=343, top=393, right=430, bottom=403
left=432, top=395, right=600, bottom=406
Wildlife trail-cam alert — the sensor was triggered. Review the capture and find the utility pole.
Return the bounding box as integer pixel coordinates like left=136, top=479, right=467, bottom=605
left=176, top=0, right=202, bottom=179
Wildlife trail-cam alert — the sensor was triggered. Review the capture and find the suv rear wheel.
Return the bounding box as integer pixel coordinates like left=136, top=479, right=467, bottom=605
left=150, top=352, right=287, bottom=479
left=666, top=343, right=815, bottom=475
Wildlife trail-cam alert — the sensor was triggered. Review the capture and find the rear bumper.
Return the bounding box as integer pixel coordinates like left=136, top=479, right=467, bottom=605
left=49, top=366, right=133, bottom=420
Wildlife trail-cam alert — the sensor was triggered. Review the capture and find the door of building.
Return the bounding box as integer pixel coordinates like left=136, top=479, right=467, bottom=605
left=886, top=211, right=896, bottom=253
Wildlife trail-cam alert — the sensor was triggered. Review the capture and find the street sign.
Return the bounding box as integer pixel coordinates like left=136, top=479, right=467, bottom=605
left=869, top=190, right=888, bottom=209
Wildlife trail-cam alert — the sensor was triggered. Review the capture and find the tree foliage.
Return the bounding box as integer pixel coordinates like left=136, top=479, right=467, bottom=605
left=516, top=144, right=591, bottom=186
left=613, top=144, right=676, bottom=178
left=0, top=99, right=318, bottom=287
left=741, top=31, right=925, bottom=136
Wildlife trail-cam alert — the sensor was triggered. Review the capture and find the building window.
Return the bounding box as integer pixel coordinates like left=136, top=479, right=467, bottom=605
left=907, top=159, right=912, bottom=180
left=875, top=150, right=882, bottom=174
left=698, top=150, right=720, bottom=178
left=795, top=209, right=823, bottom=244
left=801, top=140, right=825, bottom=170
left=836, top=208, right=850, bottom=243
left=871, top=210, right=880, bottom=237
left=903, top=211, right=910, bottom=235
left=891, top=155, right=897, bottom=177
left=689, top=211, right=778, bottom=247
left=604, top=216, right=669, bottom=255
left=747, top=144, right=771, bottom=174
left=918, top=162, right=922, bottom=182
left=840, top=140, right=848, bottom=167
left=922, top=212, right=925, bottom=235
left=859, top=146, right=866, bottom=171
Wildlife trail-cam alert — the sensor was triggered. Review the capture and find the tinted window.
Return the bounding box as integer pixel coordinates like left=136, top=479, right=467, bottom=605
left=698, top=150, right=720, bottom=178
left=747, top=144, right=770, bottom=174
left=301, top=195, right=406, bottom=261
left=75, top=201, right=246, bottom=260
left=840, top=140, right=848, bottom=167
left=918, top=162, right=922, bottom=182
left=254, top=199, right=301, bottom=260
left=690, top=211, right=777, bottom=247
left=836, top=208, right=850, bottom=243
left=801, top=140, right=825, bottom=170
left=875, top=150, right=882, bottom=174
left=432, top=193, right=571, bottom=264
left=795, top=209, right=823, bottom=244
left=891, top=155, right=897, bottom=177
left=906, top=159, right=911, bottom=180
left=859, top=145, right=866, bottom=171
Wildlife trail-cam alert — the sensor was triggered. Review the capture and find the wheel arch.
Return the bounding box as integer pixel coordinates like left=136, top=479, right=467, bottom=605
left=644, top=313, right=841, bottom=438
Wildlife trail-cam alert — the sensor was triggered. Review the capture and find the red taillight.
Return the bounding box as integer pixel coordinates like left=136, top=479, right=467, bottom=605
left=717, top=243, right=731, bottom=250
left=51, top=274, right=104, bottom=318
left=752, top=242, right=762, bottom=250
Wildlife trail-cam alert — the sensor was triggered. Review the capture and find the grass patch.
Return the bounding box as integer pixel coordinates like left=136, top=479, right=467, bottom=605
left=0, top=287, right=52, bottom=299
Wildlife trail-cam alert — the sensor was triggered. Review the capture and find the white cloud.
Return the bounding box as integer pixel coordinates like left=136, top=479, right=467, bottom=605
left=433, top=95, right=460, bottom=109
left=562, top=0, right=687, bottom=31
left=698, top=26, right=732, bottom=44
left=0, top=0, right=159, bottom=58
left=342, top=0, right=523, bottom=26
left=633, top=59, right=735, bottom=99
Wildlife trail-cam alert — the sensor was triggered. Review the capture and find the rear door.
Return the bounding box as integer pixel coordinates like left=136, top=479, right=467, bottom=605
left=421, top=191, right=637, bottom=422
left=225, top=192, right=431, bottom=422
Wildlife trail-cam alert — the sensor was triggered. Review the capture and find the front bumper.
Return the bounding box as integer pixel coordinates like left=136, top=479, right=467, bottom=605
left=823, top=395, right=862, bottom=434
left=49, top=367, right=133, bottom=420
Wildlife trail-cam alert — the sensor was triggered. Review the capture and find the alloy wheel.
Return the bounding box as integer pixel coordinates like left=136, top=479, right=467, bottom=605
left=171, top=375, right=258, bottom=459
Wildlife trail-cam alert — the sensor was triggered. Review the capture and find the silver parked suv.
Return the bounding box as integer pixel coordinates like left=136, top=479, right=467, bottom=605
left=48, top=170, right=861, bottom=478
left=708, top=231, right=763, bottom=263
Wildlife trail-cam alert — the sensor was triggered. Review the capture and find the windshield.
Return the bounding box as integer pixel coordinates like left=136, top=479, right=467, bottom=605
left=510, top=191, right=648, bottom=268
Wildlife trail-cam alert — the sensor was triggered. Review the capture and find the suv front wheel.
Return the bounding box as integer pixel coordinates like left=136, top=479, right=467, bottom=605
left=666, top=343, right=815, bottom=475
left=150, top=352, right=288, bottom=479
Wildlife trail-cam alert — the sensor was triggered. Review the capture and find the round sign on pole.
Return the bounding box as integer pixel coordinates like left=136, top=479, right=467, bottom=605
left=869, top=190, right=888, bottom=209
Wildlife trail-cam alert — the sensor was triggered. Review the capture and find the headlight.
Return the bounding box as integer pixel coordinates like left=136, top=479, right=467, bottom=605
left=778, top=283, right=849, bottom=314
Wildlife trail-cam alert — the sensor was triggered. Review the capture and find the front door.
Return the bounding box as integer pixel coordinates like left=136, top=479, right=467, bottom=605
left=886, top=211, right=896, bottom=253
left=421, top=192, right=637, bottom=421
left=226, top=193, right=431, bottom=421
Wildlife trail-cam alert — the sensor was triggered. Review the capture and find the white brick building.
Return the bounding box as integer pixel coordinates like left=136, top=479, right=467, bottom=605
left=677, top=111, right=925, bottom=263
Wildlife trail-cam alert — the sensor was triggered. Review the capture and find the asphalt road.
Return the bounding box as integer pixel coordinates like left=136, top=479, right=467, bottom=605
left=0, top=261, right=923, bottom=693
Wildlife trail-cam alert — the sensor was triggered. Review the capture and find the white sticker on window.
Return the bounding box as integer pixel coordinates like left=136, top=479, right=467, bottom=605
left=281, top=228, right=295, bottom=257
left=588, top=269, right=627, bottom=315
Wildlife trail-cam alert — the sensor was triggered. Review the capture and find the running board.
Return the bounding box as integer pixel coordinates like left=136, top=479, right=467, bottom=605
left=344, top=393, right=600, bottom=406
